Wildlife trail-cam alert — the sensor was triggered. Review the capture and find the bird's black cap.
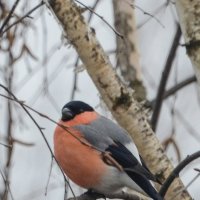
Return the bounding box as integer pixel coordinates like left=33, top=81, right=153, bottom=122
left=61, top=101, right=94, bottom=121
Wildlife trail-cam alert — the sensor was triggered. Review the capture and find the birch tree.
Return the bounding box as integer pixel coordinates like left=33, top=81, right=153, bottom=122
left=113, top=0, right=146, bottom=102
left=0, top=0, right=200, bottom=200
left=175, top=1, right=200, bottom=86
left=48, top=0, right=192, bottom=199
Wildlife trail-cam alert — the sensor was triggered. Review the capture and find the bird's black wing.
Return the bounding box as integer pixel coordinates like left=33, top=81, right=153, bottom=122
left=106, top=141, right=162, bottom=200
left=139, top=155, right=162, bottom=184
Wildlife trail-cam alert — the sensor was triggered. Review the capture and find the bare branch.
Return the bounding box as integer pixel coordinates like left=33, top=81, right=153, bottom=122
left=159, top=151, right=200, bottom=197
left=0, top=0, right=20, bottom=34
left=113, top=0, right=146, bottom=102
left=150, top=76, right=197, bottom=106
left=131, top=4, right=165, bottom=28
left=0, top=142, right=12, bottom=148
left=0, top=84, right=76, bottom=198
left=0, top=1, right=44, bottom=37
left=0, top=166, right=14, bottom=200
left=75, top=0, right=123, bottom=38
left=137, top=2, right=169, bottom=29
left=176, top=1, right=200, bottom=87
left=151, top=25, right=181, bottom=131
left=70, top=0, right=100, bottom=100
left=171, top=170, right=200, bottom=199
left=45, top=156, right=54, bottom=196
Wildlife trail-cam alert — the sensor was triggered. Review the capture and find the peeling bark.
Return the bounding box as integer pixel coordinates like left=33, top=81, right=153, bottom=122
left=48, top=0, right=192, bottom=199
left=113, top=0, right=146, bottom=102
left=176, top=0, right=200, bottom=86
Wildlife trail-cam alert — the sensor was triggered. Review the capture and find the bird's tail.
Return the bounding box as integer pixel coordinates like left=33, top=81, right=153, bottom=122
left=154, top=193, right=163, bottom=200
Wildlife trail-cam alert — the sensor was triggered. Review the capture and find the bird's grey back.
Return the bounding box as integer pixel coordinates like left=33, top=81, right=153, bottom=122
left=73, top=115, right=132, bottom=150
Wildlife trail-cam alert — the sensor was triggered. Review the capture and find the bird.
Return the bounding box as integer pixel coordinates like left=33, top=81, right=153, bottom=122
left=54, top=100, right=163, bottom=200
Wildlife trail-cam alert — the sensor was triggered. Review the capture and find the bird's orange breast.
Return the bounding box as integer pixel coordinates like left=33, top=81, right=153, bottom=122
left=54, top=121, right=106, bottom=189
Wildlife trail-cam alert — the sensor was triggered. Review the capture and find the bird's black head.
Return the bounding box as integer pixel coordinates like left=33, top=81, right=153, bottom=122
left=61, top=101, right=94, bottom=121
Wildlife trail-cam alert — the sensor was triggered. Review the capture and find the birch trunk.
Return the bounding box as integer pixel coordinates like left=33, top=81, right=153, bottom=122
left=48, top=0, right=192, bottom=199
left=113, top=0, right=146, bottom=102
left=176, top=1, right=200, bottom=85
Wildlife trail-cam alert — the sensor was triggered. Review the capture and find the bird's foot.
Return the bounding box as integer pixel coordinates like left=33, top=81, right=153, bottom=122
left=84, top=189, right=106, bottom=200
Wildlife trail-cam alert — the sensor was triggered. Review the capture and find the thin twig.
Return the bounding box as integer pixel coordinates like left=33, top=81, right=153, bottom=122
left=87, top=0, right=100, bottom=23
left=70, top=57, right=80, bottom=100
left=137, top=2, right=169, bottom=29
left=0, top=84, right=76, bottom=198
left=131, top=4, right=165, bottom=28
left=0, top=142, right=12, bottom=148
left=0, top=166, right=14, bottom=200
left=45, top=156, right=54, bottom=196
left=0, top=0, right=21, bottom=34
left=171, top=170, right=200, bottom=199
left=74, top=0, right=123, bottom=38
left=0, top=1, right=44, bottom=37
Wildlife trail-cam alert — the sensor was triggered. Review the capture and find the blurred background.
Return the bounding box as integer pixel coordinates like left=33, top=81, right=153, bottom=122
left=0, top=0, right=200, bottom=199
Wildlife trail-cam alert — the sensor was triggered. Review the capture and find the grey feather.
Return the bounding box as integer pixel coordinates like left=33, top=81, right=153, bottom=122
left=73, top=116, right=131, bottom=150
left=73, top=116, right=141, bottom=163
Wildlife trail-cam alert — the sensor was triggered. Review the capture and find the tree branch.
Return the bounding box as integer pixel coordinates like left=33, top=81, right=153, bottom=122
left=113, top=0, right=146, bottom=102
left=0, top=0, right=20, bottom=34
left=0, top=84, right=76, bottom=198
left=0, top=1, right=44, bottom=37
left=150, top=75, right=197, bottom=106
left=159, top=151, right=200, bottom=197
left=67, top=191, right=148, bottom=200
left=176, top=1, right=200, bottom=87
left=151, top=24, right=181, bottom=131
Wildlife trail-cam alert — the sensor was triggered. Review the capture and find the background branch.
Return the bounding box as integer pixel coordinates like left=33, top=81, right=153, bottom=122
left=0, top=0, right=20, bottom=34
left=150, top=75, right=197, bottom=106
left=151, top=24, right=181, bottom=131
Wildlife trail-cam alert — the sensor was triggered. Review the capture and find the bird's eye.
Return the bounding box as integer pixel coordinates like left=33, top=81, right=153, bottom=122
left=61, top=108, right=74, bottom=121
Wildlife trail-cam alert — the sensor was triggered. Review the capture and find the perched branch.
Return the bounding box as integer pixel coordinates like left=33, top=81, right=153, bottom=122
left=67, top=191, right=149, bottom=200
left=48, top=0, right=191, bottom=199
left=159, top=151, right=200, bottom=197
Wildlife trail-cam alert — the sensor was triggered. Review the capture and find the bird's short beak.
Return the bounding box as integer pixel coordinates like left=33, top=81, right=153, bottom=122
left=61, top=108, right=74, bottom=121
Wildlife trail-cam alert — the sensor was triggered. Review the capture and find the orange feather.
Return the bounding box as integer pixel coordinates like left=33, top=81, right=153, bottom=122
left=54, top=114, right=106, bottom=188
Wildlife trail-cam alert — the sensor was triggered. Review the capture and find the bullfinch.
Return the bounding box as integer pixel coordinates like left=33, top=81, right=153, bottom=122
left=54, top=101, right=162, bottom=200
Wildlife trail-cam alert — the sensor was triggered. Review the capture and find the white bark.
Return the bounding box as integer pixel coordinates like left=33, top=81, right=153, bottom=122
left=176, top=0, right=200, bottom=85
left=113, top=0, right=146, bottom=102
left=48, top=0, right=192, bottom=199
